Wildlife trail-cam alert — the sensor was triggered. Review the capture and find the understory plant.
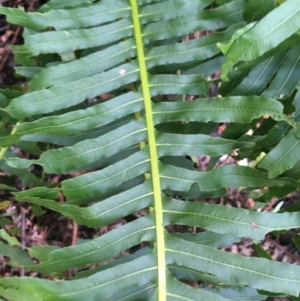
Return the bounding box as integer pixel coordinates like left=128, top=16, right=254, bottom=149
left=1, top=0, right=300, bottom=300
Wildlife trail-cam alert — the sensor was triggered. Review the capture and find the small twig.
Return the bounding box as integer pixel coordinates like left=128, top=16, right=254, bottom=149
left=265, top=236, right=300, bottom=264
left=216, top=155, right=231, bottom=167
left=1, top=255, right=5, bottom=271
left=67, top=221, right=78, bottom=278
left=71, top=222, right=78, bottom=246
left=20, top=206, right=26, bottom=276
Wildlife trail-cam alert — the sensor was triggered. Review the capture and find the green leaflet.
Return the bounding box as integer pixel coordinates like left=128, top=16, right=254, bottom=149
left=0, top=149, right=41, bottom=186
left=163, top=198, right=300, bottom=240
left=29, top=245, right=60, bottom=262
left=29, top=39, right=137, bottom=91
left=205, top=287, right=266, bottom=301
left=0, top=2, right=131, bottom=31
left=15, top=182, right=154, bottom=228
left=105, top=283, right=157, bottom=301
left=228, top=51, right=288, bottom=96
left=148, top=74, right=210, bottom=96
left=3, top=62, right=140, bottom=119
left=258, top=129, right=300, bottom=178
left=153, top=96, right=285, bottom=123
left=0, top=253, right=158, bottom=301
left=20, top=217, right=156, bottom=274
left=38, top=0, right=92, bottom=13
left=15, top=187, right=59, bottom=200
left=8, top=119, right=148, bottom=173
left=164, top=275, right=229, bottom=301
left=160, top=164, right=299, bottom=191
left=258, top=91, right=300, bottom=178
left=156, top=132, right=255, bottom=156
left=61, top=149, right=150, bottom=203
left=13, top=18, right=134, bottom=56
left=0, top=184, right=18, bottom=192
left=0, top=92, right=143, bottom=147
left=172, top=232, right=241, bottom=248
left=168, top=266, right=235, bottom=287
left=0, top=241, right=34, bottom=267
left=166, top=234, right=300, bottom=296
left=283, top=160, right=300, bottom=180
left=153, top=95, right=300, bottom=137
left=262, top=45, right=300, bottom=99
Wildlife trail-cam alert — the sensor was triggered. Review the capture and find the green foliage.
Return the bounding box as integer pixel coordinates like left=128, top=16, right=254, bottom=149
left=0, top=0, right=300, bottom=300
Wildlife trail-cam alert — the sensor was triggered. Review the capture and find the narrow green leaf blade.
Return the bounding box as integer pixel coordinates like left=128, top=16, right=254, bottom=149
left=160, top=164, right=299, bottom=193
left=28, top=217, right=155, bottom=273
left=153, top=96, right=285, bottom=124
left=0, top=254, right=157, bottom=301
left=15, top=182, right=153, bottom=228
left=157, top=133, right=254, bottom=157
left=4, top=63, right=139, bottom=119
left=167, top=235, right=300, bottom=296
left=164, top=198, right=300, bottom=240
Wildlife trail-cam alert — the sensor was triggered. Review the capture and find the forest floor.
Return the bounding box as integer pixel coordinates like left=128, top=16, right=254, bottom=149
left=0, top=1, right=299, bottom=300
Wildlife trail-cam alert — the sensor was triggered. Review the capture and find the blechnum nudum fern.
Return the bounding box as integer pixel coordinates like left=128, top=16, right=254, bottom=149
left=1, top=0, right=300, bottom=300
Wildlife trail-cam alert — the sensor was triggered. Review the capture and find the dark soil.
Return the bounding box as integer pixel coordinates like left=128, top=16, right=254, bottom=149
left=0, top=0, right=49, bottom=88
